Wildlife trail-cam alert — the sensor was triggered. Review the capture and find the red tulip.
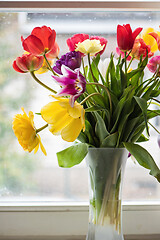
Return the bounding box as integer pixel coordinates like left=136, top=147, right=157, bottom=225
left=13, top=54, right=44, bottom=73
left=46, top=41, right=60, bottom=60
left=21, top=26, right=56, bottom=56
left=90, top=36, right=108, bottom=55
left=67, top=33, right=89, bottom=51
left=131, top=38, right=154, bottom=60
left=117, top=24, right=142, bottom=51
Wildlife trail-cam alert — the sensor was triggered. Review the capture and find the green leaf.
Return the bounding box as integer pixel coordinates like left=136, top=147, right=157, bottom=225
left=120, top=68, right=127, bottom=92
left=84, top=120, right=96, bottom=145
left=87, top=54, right=100, bottom=83
left=142, top=80, right=159, bottom=100
left=127, top=68, right=143, bottom=80
left=85, top=105, right=106, bottom=112
left=150, top=89, right=160, bottom=98
left=134, top=96, right=149, bottom=135
left=86, top=84, right=106, bottom=108
left=130, top=124, right=145, bottom=142
left=95, top=112, right=109, bottom=143
left=77, top=132, right=88, bottom=143
left=136, top=134, right=149, bottom=142
left=57, top=143, right=88, bottom=168
left=101, top=132, right=118, bottom=147
left=109, top=55, right=120, bottom=96
left=111, top=88, right=134, bottom=133
left=147, top=109, right=160, bottom=119
left=124, top=142, right=160, bottom=182
left=123, top=116, right=140, bottom=142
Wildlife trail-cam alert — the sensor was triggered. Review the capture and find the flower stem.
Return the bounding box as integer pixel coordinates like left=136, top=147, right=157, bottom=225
left=124, top=51, right=127, bottom=76
left=87, top=82, right=112, bottom=113
left=36, top=124, right=48, bottom=133
left=30, top=71, right=57, bottom=94
left=87, top=53, right=98, bottom=83
left=148, top=121, right=160, bottom=134
left=127, top=56, right=134, bottom=70
left=152, top=98, right=160, bottom=104
left=82, top=58, right=86, bottom=79
left=80, top=92, right=104, bottom=105
left=43, top=54, right=58, bottom=76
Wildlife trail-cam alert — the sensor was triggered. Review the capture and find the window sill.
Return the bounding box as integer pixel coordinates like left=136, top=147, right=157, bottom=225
left=0, top=201, right=160, bottom=239
left=0, top=235, right=160, bottom=240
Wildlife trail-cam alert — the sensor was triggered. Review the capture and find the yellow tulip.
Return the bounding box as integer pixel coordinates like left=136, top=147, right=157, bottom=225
left=75, top=39, right=104, bottom=56
left=141, top=28, right=160, bottom=52
left=41, top=98, right=85, bottom=142
left=12, top=108, right=46, bottom=155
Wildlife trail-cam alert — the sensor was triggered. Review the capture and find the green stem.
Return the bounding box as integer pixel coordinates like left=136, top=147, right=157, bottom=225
left=148, top=121, right=160, bottom=134
left=124, top=51, right=127, bottom=76
left=148, top=109, right=160, bottom=116
left=127, top=56, right=134, bottom=70
left=43, top=54, right=58, bottom=76
left=82, top=58, right=86, bottom=79
left=80, top=92, right=104, bottom=105
left=87, top=53, right=98, bottom=83
left=152, top=98, right=160, bottom=104
left=36, top=124, right=48, bottom=134
left=87, top=82, right=112, bottom=113
left=30, top=71, right=57, bottom=94
left=152, top=65, right=160, bottom=79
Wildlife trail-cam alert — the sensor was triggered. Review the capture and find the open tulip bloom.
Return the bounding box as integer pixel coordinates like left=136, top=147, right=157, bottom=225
left=13, top=24, right=160, bottom=183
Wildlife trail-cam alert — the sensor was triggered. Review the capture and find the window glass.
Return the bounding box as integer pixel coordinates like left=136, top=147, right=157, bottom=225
left=0, top=11, right=159, bottom=202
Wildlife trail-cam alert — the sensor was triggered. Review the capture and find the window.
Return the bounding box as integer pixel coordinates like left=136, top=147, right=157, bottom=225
left=0, top=1, right=160, bottom=239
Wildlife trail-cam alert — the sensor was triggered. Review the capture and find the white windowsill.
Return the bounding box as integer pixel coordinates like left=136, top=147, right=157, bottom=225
left=1, top=201, right=160, bottom=239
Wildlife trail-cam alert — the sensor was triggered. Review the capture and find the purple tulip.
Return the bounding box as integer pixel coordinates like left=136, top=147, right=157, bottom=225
left=52, top=65, right=86, bottom=107
left=53, top=51, right=81, bottom=74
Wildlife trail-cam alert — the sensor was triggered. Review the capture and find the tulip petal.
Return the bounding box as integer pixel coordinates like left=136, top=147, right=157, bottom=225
left=67, top=33, right=89, bottom=51
left=22, top=35, right=44, bottom=55
left=48, top=30, right=56, bottom=50
left=41, top=101, right=67, bottom=124
left=46, top=41, right=59, bottom=59
left=16, top=56, right=29, bottom=72
left=124, top=24, right=132, bottom=36
left=48, top=114, right=72, bottom=134
left=142, top=28, right=159, bottom=52
left=132, top=27, right=143, bottom=40
left=149, top=32, right=160, bottom=51
left=58, top=85, right=77, bottom=96
left=37, top=135, right=47, bottom=156
left=117, top=25, right=129, bottom=51
left=61, top=118, right=83, bottom=142
left=32, top=26, right=52, bottom=49
left=68, top=102, right=83, bottom=118
left=61, top=65, right=77, bottom=79
left=53, top=76, right=76, bottom=86
left=13, top=60, right=27, bottom=73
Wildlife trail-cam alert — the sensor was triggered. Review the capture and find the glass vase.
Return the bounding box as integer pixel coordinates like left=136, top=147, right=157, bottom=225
left=86, top=148, right=128, bottom=240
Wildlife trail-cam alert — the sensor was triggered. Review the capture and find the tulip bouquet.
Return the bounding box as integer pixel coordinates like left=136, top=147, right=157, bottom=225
left=12, top=24, right=160, bottom=182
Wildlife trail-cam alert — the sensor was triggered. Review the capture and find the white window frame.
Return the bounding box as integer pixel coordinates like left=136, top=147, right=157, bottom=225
left=0, top=1, right=160, bottom=239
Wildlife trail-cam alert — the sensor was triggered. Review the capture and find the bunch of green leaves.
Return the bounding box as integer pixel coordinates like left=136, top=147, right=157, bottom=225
left=57, top=53, right=160, bottom=183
